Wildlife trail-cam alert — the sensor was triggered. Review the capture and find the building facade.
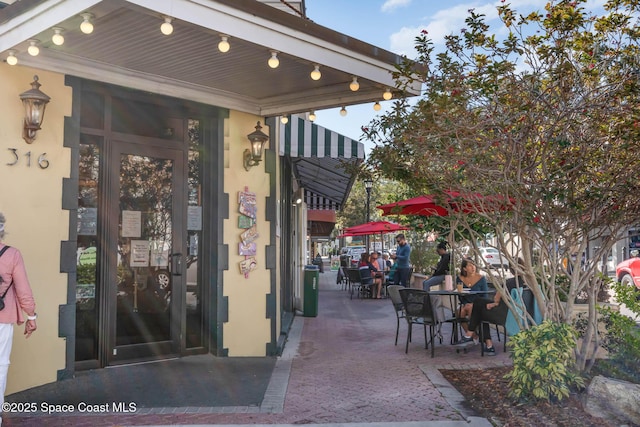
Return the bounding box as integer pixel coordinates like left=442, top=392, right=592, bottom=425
left=0, top=0, right=417, bottom=394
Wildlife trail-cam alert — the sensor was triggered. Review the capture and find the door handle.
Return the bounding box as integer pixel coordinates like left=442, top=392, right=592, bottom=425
left=171, top=253, right=183, bottom=276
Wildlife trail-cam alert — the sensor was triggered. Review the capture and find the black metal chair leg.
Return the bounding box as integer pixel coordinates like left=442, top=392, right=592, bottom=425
left=395, top=317, right=399, bottom=346
left=429, top=325, right=435, bottom=358
left=405, top=322, right=412, bottom=354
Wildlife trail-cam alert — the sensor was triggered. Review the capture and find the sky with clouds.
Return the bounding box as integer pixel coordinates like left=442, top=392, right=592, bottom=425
left=304, top=0, right=604, bottom=153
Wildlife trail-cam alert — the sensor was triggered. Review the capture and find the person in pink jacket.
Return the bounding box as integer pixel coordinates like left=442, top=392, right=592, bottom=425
left=0, top=213, right=37, bottom=424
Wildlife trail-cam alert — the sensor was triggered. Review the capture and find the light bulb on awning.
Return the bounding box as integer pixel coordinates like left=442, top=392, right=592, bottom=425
left=218, top=35, right=230, bottom=53
left=160, top=17, right=173, bottom=35
left=310, top=64, right=321, bottom=80
left=349, top=76, right=359, bottom=91
left=80, top=13, right=94, bottom=34
left=27, top=40, right=40, bottom=56
left=268, top=50, right=279, bottom=68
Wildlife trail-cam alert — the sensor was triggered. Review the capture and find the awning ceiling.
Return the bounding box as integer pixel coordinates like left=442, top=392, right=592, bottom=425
left=0, top=0, right=420, bottom=116
left=281, top=116, right=363, bottom=210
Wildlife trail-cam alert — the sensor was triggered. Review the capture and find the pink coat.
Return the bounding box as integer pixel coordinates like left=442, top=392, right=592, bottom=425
left=0, top=244, right=36, bottom=325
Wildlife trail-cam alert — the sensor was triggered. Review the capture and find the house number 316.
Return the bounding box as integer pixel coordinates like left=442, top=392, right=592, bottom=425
left=6, top=148, right=50, bottom=169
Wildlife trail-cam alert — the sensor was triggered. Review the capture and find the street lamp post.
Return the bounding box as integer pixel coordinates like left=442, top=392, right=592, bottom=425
left=364, top=178, right=373, bottom=252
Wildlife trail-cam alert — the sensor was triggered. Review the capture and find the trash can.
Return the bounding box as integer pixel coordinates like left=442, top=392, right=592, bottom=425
left=303, top=265, right=320, bottom=317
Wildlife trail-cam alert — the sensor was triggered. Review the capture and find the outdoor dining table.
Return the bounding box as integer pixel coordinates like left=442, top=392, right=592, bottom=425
left=428, top=288, right=496, bottom=344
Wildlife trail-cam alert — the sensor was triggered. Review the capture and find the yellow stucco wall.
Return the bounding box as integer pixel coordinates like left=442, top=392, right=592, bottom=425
left=0, top=65, right=70, bottom=393
left=222, top=112, right=274, bottom=356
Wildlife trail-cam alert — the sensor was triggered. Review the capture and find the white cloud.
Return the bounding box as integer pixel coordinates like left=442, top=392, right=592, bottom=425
left=381, top=0, right=412, bottom=13
left=388, top=0, right=552, bottom=57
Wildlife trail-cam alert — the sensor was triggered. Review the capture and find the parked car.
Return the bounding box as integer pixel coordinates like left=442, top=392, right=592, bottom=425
left=478, top=247, right=509, bottom=268
left=616, top=254, right=640, bottom=290
left=340, top=246, right=367, bottom=267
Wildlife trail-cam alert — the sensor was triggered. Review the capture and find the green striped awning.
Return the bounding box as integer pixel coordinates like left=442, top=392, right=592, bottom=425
left=279, top=116, right=364, bottom=210
left=279, top=116, right=365, bottom=159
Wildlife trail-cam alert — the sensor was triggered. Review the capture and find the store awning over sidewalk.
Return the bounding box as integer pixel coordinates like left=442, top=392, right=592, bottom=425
left=280, top=116, right=364, bottom=210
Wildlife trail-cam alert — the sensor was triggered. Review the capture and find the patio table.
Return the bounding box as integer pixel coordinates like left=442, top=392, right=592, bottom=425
left=428, top=289, right=495, bottom=344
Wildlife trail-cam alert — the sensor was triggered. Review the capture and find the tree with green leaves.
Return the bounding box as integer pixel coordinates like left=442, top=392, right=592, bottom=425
left=364, top=0, right=640, bottom=373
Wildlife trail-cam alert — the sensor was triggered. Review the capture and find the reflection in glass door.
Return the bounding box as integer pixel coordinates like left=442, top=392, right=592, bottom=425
left=111, top=143, right=183, bottom=362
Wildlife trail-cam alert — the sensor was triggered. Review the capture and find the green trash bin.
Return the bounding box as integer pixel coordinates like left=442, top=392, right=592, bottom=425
left=303, top=265, right=319, bottom=317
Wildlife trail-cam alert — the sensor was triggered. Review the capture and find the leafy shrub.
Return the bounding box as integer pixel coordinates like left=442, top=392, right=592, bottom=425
left=409, top=238, right=439, bottom=275
left=593, top=281, right=640, bottom=383
left=505, top=321, right=585, bottom=401
left=76, top=263, right=96, bottom=284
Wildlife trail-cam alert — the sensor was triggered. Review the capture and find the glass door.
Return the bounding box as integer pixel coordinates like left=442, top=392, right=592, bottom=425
left=108, top=141, right=184, bottom=363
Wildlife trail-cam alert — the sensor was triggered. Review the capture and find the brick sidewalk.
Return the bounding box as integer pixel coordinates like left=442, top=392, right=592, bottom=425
left=6, top=269, right=510, bottom=426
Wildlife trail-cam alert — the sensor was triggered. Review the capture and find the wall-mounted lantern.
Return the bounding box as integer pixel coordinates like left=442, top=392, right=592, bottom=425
left=244, top=121, right=269, bottom=171
left=19, top=75, right=50, bottom=144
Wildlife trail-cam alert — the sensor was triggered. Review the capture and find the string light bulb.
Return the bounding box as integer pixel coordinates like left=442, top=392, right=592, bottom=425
left=160, top=17, right=173, bottom=35
left=218, top=35, right=230, bottom=53
left=383, top=88, right=392, bottom=100
left=268, top=50, right=279, bottom=68
left=80, top=13, right=94, bottom=34
left=349, top=76, right=359, bottom=91
left=308, top=111, right=316, bottom=121
left=310, top=64, right=321, bottom=80
left=339, top=106, right=347, bottom=116
left=27, top=40, right=40, bottom=56
left=52, top=27, right=65, bottom=46
left=373, top=102, right=382, bottom=111
left=280, top=116, right=289, bottom=124
left=6, top=50, right=17, bottom=65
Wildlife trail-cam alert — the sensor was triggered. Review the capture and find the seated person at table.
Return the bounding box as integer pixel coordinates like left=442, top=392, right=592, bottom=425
left=369, top=252, right=385, bottom=299
left=358, top=252, right=383, bottom=298
left=422, top=241, right=451, bottom=290
left=457, top=258, right=488, bottom=331
left=460, top=259, right=527, bottom=355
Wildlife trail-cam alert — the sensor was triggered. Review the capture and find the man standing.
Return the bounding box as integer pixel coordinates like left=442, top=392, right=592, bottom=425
left=392, top=234, right=411, bottom=287
left=423, top=241, right=451, bottom=289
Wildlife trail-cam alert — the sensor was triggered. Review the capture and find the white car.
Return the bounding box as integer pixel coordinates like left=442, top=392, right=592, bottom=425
left=478, top=247, right=509, bottom=268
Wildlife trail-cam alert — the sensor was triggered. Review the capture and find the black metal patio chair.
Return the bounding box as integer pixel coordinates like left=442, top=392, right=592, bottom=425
left=399, top=288, right=437, bottom=357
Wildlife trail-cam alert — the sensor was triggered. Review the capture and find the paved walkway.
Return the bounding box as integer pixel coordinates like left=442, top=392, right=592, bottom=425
left=5, top=268, right=511, bottom=426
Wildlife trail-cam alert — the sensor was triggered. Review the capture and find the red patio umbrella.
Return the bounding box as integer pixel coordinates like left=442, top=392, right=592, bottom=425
left=339, top=221, right=409, bottom=254
left=342, top=220, right=409, bottom=236
left=376, top=191, right=513, bottom=217
left=376, top=195, right=450, bottom=217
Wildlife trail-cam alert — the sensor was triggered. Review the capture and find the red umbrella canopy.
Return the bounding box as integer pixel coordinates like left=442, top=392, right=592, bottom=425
left=377, top=191, right=513, bottom=217
left=342, top=220, right=409, bottom=236
left=376, top=195, right=450, bottom=217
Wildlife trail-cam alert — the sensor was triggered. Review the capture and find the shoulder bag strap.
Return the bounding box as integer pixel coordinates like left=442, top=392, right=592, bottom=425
left=0, top=246, right=13, bottom=297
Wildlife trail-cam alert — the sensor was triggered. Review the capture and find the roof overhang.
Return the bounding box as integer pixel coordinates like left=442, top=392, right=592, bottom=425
left=0, top=0, right=420, bottom=116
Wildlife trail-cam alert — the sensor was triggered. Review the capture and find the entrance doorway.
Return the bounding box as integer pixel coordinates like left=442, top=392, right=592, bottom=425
left=72, top=80, right=219, bottom=369
left=108, top=141, right=184, bottom=363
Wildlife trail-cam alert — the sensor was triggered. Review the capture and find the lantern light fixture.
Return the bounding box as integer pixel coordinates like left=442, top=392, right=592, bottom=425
left=349, top=76, right=360, bottom=91
left=339, top=106, right=347, bottom=116
left=218, top=35, right=230, bottom=53
left=268, top=50, right=279, bottom=68
left=52, top=27, right=65, bottom=46
left=27, top=40, right=40, bottom=56
left=310, top=64, right=321, bottom=80
left=383, top=88, right=393, bottom=100
left=373, top=102, right=381, bottom=111
left=19, top=75, right=51, bottom=144
left=160, top=17, right=173, bottom=35
left=80, top=13, right=94, bottom=34
left=280, top=116, right=289, bottom=124
left=308, top=111, right=316, bottom=121
left=244, top=121, right=269, bottom=171
left=6, top=50, right=17, bottom=65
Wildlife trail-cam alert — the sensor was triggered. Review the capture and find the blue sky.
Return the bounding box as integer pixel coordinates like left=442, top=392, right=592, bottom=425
left=304, top=0, right=603, bottom=153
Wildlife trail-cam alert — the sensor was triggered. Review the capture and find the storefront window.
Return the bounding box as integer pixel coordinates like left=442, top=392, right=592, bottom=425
left=186, top=119, right=203, bottom=349
left=76, top=136, right=101, bottom=361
